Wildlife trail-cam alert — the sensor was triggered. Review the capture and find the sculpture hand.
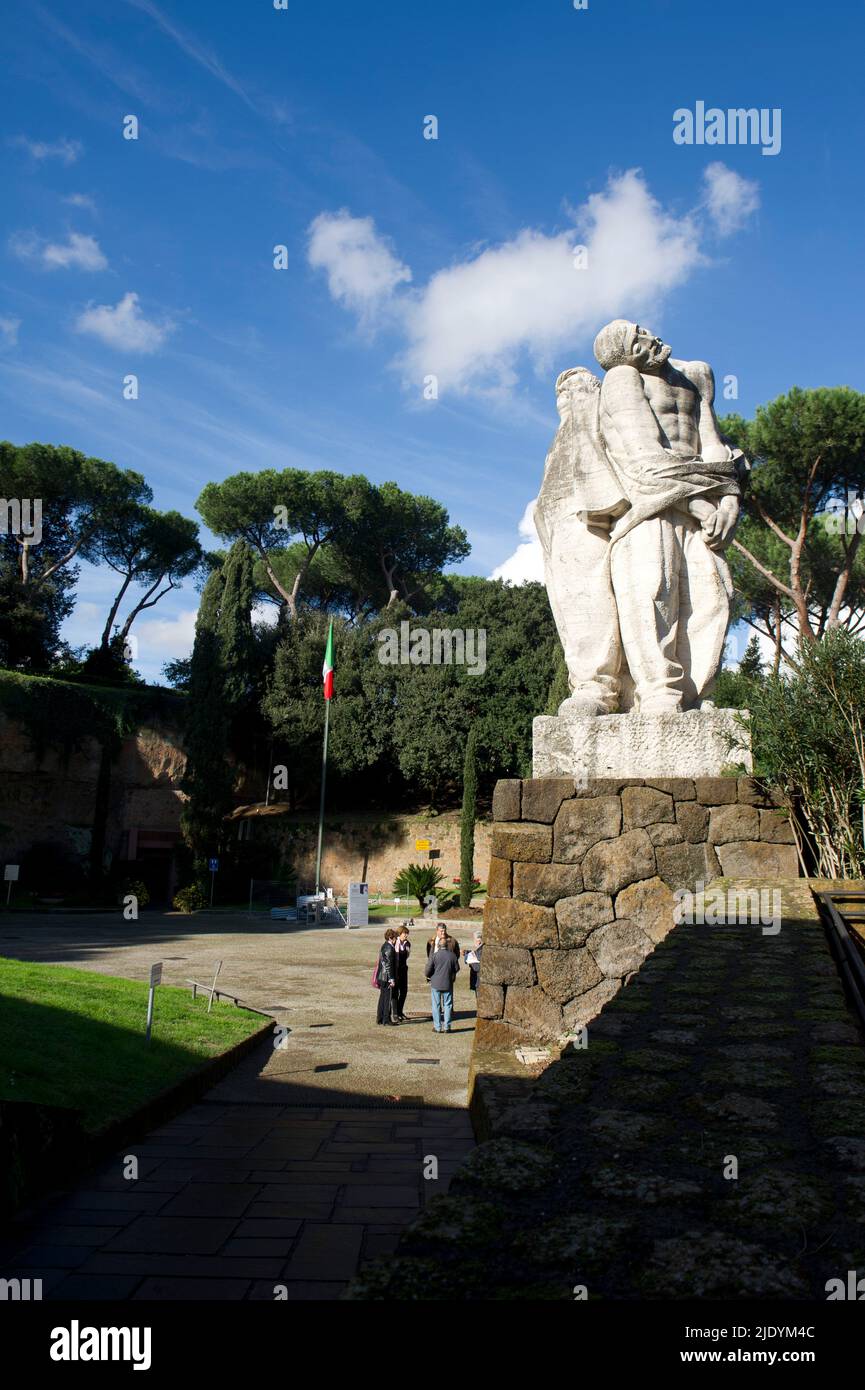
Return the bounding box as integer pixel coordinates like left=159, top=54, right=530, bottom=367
left=703, top=496, right=740, bottom=551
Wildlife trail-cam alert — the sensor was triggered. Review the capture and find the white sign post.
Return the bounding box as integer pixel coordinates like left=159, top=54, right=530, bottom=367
left=145, top=962, right=163, bottom=1045
left=347, top=882, right=369, bottom=928
left=4, top=864, right=19, bottom=907
left=207, top=960, right=223, bottom=1014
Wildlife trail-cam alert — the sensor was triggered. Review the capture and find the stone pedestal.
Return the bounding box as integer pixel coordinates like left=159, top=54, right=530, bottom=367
left=532, top=707, right=751, bottom=780
left=477, top=774, right=797, bottom=1050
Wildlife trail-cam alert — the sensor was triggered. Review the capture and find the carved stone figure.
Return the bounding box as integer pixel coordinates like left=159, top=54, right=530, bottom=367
left=535, top=320, right=747, bottom=717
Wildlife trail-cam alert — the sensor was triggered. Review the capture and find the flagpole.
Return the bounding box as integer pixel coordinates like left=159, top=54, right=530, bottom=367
left=314, top=697, right=330, bottom=895
left=315, top=620, right=334, bottom=896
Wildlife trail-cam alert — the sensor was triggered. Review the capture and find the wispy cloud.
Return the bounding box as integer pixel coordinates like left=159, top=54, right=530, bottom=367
left=9, top=134, right=82, bottom=164
left=76, top=292, right=174, bottom=353
left=122, top=0, right=274, bottom=119
left=10, top=231, right=108, bottom=272
left=63, top=193, right=98, bottom=215
left=0, top=317, right=21, bottom=348
left=32, top=3, right=172, bottom=110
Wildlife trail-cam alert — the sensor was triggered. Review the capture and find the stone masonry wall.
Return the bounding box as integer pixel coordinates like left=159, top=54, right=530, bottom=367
left=477, top=775, right=799, bottom=1048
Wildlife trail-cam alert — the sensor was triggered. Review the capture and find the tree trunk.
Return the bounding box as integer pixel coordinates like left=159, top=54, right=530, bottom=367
left=101, top=573, right=134, bottom=647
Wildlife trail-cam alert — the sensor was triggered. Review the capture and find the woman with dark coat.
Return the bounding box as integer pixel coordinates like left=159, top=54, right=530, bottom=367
left=376, top=928, right=398, bottom=1025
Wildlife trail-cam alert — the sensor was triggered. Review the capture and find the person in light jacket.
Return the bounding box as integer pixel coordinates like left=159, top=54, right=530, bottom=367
left=463, top=931, right=483, bottom=993
left=425, top=930, right=460, bottom=1033
left=376, top=928, right=398, bottom=1026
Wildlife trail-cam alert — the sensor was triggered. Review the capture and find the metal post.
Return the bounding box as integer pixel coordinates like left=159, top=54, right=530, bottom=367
left=314, top=698, right=331, bottom=895
left=210, top=868, right=215, bottom=908
left=145, top=985, right=155, bottom=1045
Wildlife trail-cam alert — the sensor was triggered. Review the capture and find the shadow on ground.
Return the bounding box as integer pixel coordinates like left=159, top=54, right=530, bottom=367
left=350, top=904, right=865, bottom=1300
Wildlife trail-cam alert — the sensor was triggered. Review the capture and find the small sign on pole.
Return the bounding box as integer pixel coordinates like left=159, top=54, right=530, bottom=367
left=414, top=839, right=430, bottom=853
left=4, top=864, right=19, bottom=907
left=208, top=857, right=219, bottom=907
left=145, top=963, right=163, bottom=1045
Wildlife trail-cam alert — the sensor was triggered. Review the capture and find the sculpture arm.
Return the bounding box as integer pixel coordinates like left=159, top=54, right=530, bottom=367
left=598, top=365, right=680, bottom=474
left=685, top=360, right=739, bottom=469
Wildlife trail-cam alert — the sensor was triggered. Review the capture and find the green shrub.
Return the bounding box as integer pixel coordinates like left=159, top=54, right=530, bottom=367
left=173, top=884, right=208, bottom=914
left=393, top=862, right=443, bottom=912
left=747, top=629, right=865, bottom=877
left=120, top=879, right=150, bottom=910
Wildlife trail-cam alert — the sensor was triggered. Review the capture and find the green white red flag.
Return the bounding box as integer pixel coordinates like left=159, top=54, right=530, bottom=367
left=322, top=620, right=334, bottom=701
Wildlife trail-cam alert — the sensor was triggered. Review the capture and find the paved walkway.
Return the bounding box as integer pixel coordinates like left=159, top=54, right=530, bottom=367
left=0, top=914, right=476, bottom=1299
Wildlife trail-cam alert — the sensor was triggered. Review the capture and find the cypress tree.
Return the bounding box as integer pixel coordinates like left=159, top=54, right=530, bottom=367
left=459, top=726, right=479, bottom=909
left=218, top=540, right=256, bottom=708
left=180, top=565, right=234, bottom=870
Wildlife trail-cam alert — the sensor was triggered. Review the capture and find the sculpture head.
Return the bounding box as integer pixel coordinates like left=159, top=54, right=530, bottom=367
left=555, top=365, right=600, bottom=421
left=593, top=319, right=671, bottom=374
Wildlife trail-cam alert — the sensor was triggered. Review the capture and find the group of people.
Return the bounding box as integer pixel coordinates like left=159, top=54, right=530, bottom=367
left=374, top=920, right=483, bottom=1033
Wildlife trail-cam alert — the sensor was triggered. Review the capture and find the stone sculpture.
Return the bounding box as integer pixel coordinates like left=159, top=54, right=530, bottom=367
left=533, top=320, right=751, bottom=777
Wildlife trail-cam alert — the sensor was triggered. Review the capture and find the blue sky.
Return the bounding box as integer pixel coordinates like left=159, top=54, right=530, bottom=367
left=2, top=0, right=864, bottom=682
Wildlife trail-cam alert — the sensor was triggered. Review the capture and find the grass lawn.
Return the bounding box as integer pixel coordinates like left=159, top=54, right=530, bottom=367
left=0, top=957, right=266, bottom=1133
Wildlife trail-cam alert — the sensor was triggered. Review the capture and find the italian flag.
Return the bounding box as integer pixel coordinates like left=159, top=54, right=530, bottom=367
left=322, top=620, right=334, bottom=701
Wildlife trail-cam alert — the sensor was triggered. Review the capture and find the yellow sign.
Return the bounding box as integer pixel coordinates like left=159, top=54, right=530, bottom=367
left=415, top=838, right=430, bottom=852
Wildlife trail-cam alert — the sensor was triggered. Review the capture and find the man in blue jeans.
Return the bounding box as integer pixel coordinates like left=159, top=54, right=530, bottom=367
left=425, top=925, right=460, bottom=1033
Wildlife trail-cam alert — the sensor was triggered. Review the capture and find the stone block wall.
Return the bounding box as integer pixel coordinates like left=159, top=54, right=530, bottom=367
left=476, top=775, right=798, bottom=1048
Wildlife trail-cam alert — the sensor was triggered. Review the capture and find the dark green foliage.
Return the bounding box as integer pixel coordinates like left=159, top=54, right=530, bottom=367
left=545, top=650, right=569, bottom=714
left=460, top=727, right=479, bottom=908
left=713, top=636, right=764, bottom=711
left=180, top=562, right=237, bottom=867
left=745, top=629, right=865, bottom=877
left=0, top=554, right=75, bottom=673
left=197, top=470, right=469, bottom=618
left=0, top=670, right=182, bottom=762
left=261, top=578, right=559, bottom=811
left=719, top=387, right=865, bottom=647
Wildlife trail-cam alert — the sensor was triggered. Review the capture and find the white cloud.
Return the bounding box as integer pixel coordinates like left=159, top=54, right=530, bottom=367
left=135, top=608, right=197, bottom=660
left=307, top=210, right=412, bottom=319
left=490, top=500, right=544, bottom=585
left=64, top=193, right=98, bottom=214
left=702, top=161, right=760, bottom=236
left=0, top=317, right=20, bottom=347
left=9, top=135, right=82, bottom=164
left=45, top=233, right=108, bottom=271
left=75, top=292, right=174, bottom=353
left=309, top=170, right=737, bottom=396
left=402, top=171, right=707, bottom=395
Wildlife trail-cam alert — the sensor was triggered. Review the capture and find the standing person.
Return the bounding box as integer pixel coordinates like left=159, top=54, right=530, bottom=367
left=425, top=926, right=460, bottom=1034
left=464, top=931, right=483, bottom=994
left=426, top=923, right=460, bottom=960
left=393, top=923, right=411, bottom=1022
left=376, top=928, right=398, bottom=1026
